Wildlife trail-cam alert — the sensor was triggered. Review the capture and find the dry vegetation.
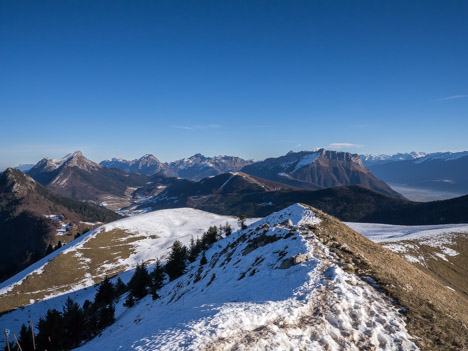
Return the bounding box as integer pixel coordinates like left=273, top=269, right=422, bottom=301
left=382, top=234, right=468, bottom=299
left=308, top=205, right=468, bottom=351
left=0, top=229, right=158, bottom=314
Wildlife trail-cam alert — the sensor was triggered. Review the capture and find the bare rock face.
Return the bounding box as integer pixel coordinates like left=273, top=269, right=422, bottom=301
left=241, top=149, right=403, bottom=198
left=279, top=253, right=309, bottom=269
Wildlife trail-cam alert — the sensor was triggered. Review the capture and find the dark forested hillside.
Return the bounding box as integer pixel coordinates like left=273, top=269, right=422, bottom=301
left=0, top=168, right=121, bottom=282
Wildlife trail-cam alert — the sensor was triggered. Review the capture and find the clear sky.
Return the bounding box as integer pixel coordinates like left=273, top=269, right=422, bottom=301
left=1, top=0, right=467, bottom=169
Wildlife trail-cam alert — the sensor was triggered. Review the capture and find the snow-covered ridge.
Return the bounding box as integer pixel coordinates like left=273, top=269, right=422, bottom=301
left=255, top=203, right=321, bottom=227
left=76, top=203, right=417, bottom=350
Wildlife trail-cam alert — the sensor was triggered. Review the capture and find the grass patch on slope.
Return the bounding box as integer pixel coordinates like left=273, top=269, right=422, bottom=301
left=382, top=234, right=468, bottom=300
left=308, top=206, right=468, bottom=351
left=0, top=229, right=158, bottom=313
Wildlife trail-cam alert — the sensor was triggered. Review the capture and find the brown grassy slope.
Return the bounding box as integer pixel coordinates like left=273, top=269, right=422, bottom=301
left=0, top=229, right=158, bottom=314
left=380, top=234, right=468, bottom=300
left=309, top=205, right=468, bottom=351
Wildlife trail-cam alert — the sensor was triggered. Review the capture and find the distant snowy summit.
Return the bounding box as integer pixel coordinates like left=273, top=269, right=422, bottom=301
left=100, top=153, right=254, bottom=180
left=361, top=151, right=468, bottom=167
left=361, top=152, right=428, bottom=166
left=361, top=150, right=468, bottom=196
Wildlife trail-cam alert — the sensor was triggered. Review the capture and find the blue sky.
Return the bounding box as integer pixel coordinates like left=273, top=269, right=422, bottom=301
left=1, top=0, right=467, bottom=169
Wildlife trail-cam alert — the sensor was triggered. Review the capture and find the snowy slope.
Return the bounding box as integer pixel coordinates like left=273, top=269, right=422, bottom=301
left=0, top=209, right=251, bottom=312
left=74, top=204, right=417, bottom=350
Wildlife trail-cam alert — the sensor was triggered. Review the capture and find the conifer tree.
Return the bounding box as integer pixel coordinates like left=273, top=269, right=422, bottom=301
left=200, top=251, right=208, bottom=265
left=115, top=277, right=127, bottom=296
left=238, top=215, right=247, bottom=230
left=18, top=324, right=34, bottom=351
left=45, top=244, right=54, bottom=256
left=165, top=240, right=188, bottom=281
left=150, top=259, right=165, bottom=299
left=224, top=222, right=232, bottom=236
left=62, top=297, right=86, bottom=349
left=201, top=226, right=218, bottom=249
left=97, top=304, right=115, bottom=330
left=127, top=263, right=151, bottom=299
left=93, top=277, right=116, bottom=307
left=36, top=309, right=64, bottom=351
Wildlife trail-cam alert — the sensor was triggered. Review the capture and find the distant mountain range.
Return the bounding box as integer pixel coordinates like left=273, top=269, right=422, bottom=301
left=16, top=149, right=468, bottom=225
left=0, top=168, right=120, bottom=282
left=28, top=151, right=149, bottom=209
left=100, top=153, right=254, bottom=180
left=101, top=149, right=402, bottom=198
left=361, top=151, right=468, bottom=197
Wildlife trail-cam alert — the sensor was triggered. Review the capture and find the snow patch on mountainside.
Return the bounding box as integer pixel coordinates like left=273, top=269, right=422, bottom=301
left=292, top=153, right=320, bottom=173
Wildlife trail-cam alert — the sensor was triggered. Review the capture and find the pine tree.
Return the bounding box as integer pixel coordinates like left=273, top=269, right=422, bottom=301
left=200, top=251, right=208, bottom=265
left=62, top=297, right=86, bottom=349
left=18, top=324, right=34, bottom=351
left=127, top=263, right=151, bottom=299
left=115, top=277, right=127, bottom=296
left=224, top=222, right=232, bottom=236
left=238, top=215, right=247, bottom=230
left=45, top=244, right=54, bottom=256
left=165, top=240, right=188, bottom=281
left=36, top=309, right=64, bottom=351
left=150, top=259, right=165, bottom=299
left=97, top=304, right=115, bottom=330
left=93, top=277, right=116, bottom=308
left=201, top=226, right=218, bottom=249
left=188, top=236, right=202, bottom=262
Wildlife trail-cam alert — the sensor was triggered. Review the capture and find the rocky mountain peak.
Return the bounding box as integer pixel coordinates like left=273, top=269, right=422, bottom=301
left=30, top=151, right=100, bottom=175
left=0, top=168, right=37, bottom=197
